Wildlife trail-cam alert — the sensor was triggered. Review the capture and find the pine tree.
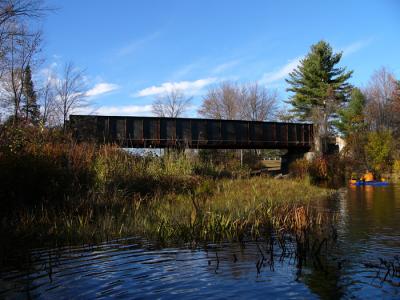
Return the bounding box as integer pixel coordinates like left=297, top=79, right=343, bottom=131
left=286, top=40, right=353, bottom=152
left=22, top=65, right=40, bottom=124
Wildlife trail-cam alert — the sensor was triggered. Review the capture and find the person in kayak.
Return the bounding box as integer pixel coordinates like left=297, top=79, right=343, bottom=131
left=360, top=170, right=374, bottom=182
left=350, top=173, right=358, bottom=184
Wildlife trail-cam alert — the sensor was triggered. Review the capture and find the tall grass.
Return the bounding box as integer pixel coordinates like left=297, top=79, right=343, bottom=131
left=134, top=177, right=334, bottom=244
left=1, top=177, right=335, bottom=249
left=0, top=125, right=336, bottom=249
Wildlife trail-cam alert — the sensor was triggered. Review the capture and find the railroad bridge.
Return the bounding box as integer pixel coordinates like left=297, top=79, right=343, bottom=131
left=69, top=115, right=314, bottom=173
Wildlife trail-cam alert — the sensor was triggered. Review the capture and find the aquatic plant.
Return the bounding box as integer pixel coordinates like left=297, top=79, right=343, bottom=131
left=0, top=175, right=335, bottom=250
left=0, top=124, right=336, bottom=249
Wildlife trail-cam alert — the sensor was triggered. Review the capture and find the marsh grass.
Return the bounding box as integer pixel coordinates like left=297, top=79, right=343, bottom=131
left=0, top=125, right=336, bottom=252
left=135, top=177, right=335, bottom=244
left=1, top=176, right=335, bottom=252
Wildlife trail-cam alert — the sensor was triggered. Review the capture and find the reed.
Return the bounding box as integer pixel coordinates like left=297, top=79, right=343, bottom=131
left=1, top=176, right=335, bottom=249
left=134, top=177, right=335, bottom=244
left=0, top=125, right=336, bottom=249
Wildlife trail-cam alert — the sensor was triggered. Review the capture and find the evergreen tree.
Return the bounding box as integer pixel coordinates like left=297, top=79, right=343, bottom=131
left=22, top=65, right=40, bottom=124
left=335, top=88, right=366, bottom=137
left=286, top=40, right=353, bottom=151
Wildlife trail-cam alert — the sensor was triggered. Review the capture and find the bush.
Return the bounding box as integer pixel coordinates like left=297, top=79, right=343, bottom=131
left=393, top=160, right=400, bottom=181
left=289, top=154, right=346, bottom=185
left=0, top=125, right=203, bottom=212
left=93, top=148, right=198, bottom=196
left=289, top=158, right=310, bottom=178
left=364, top=130, right=394, bottom=173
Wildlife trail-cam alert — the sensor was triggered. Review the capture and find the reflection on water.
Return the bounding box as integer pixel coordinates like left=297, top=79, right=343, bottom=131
left=1, top=185, right=399, bottom=299
left=0, top=240, right=319, bottom=299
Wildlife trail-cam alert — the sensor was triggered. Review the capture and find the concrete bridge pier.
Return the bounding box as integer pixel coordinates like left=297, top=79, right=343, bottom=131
left=281, top=149, right=310, bottom=174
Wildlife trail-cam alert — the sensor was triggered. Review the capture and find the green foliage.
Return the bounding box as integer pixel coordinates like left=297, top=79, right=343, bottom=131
left=341, top=133, right=367, bottom=168
left=197, top=149, right=251, bottom=177
left=286, top=40, right=353, bottom=121
left=335, top=88, right=366, bottom=137
left=22, top=65, right=40, bottom=124
left=1, top=176, right=334, bottom=246
left=92, top=149, right=197, bottom=196
left=364, top=130, right=394, bottom=172
left=142, top=177, right=333, bottom=243
left=0, top=125, right=336, bottom=246
left=393, top=160, right=400, bottom=181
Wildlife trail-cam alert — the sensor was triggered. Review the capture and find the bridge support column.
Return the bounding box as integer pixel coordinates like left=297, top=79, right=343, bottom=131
left=281, top=149, right=309, bottom=175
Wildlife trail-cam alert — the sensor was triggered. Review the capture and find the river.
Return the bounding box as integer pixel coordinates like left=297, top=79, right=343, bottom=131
left=1, top=185, right=399, bottom=299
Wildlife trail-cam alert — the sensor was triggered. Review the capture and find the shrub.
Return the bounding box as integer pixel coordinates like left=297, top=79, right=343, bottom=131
left=0, top=125, right=202, bottom=211
left=289, top=155, right=346, bottom=185
left=93, top=147, right=198, bottom=196
left=393, top=160, right=400, bottom=180
left=289, top=158, right=310, bottom=178
left=364, top=130, right=394, bottom=173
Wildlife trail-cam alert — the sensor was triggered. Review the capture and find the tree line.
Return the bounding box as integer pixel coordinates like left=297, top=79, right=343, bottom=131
left=1, top=1, right=399, bottom=175
left=151, top=81, right=278, bottom=122
left=152, top=39, right=400, bottom=173
left=0, top=0, right=87, bottom=129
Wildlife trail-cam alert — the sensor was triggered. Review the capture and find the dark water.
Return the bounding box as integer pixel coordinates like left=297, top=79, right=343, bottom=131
left=1, top=185, right=399, bottom=299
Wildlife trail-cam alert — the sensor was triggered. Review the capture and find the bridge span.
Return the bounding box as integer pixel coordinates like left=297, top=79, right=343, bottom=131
left=70, top=115, right=314, bottom=151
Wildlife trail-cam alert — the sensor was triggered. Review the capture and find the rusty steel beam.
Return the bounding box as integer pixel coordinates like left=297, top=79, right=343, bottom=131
left=69, top=115, right=313, bottom=150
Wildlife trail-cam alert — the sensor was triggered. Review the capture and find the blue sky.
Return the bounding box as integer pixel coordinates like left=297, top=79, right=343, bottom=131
left=41, top=0, right=400, bottom=116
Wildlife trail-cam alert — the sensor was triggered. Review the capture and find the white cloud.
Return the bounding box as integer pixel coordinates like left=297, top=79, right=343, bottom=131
left=86, top=83, right=120, bottom=98
left=135, top=77, right=218, bottom=97
left=260, top=57, right=302, bottom=84
left=341, top=38, right=373, bottom=57
left=212, top=59, right=241, bottom=74
left=75, top=105, right=153, bottom=116
left=37, top=62, right=58, bottom=81
left=117, top=31, right=160, bottom=56
left=170, top=61, right=203, bottom=80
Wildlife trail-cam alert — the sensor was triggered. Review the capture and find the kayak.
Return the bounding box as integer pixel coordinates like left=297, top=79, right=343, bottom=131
left=351, top=181, right=389, bottom=186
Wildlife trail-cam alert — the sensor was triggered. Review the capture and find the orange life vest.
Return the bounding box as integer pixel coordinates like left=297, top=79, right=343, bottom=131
left=362, top=172, right=374, bottom=182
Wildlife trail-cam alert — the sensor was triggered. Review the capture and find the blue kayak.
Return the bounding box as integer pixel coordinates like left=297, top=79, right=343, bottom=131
left=352, top=181, right=389, bottom=186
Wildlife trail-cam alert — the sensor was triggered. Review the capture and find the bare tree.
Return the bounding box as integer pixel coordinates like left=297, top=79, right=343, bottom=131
left=0, top=0, right=47, bottom=27
left=0, top=0, right=49, bottom=79
left=239, top=83, right=277, bottom=121
left=152, top=89, right=192, bottom=118
left=199, top=81, right=277, bottom=121
left=55, top=62, right=87, bottom=129
left=198, top=82, right=240, bottom=119
left=39, top=71, right=57, bottom=125
left=364, top=67, right=398, bottom=131
left=0, top=0, right=51, bottom=124
left=0, top=28, right=41, bottom=122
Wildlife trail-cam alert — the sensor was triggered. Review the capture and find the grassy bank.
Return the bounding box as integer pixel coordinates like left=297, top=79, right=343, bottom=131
left=1, top=177, right=334, bottom=246
left=0, top=125, right=335, bottom=249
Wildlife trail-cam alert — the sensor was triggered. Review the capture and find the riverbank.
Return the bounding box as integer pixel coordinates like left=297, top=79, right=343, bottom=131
left=0, top=126, right=336, bottom=250
left=3, top=184, right=399, bottom=299
left=0, top=176, right=335, bottom=247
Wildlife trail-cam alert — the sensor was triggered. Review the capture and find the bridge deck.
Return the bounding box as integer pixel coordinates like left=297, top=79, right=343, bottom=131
left=69, top=115, right=313, bottom=150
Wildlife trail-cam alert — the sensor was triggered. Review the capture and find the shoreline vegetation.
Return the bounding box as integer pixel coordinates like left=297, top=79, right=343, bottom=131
left=0, top=125, right=336, bottom=252
left=0, top=0, right=399, bottom=256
